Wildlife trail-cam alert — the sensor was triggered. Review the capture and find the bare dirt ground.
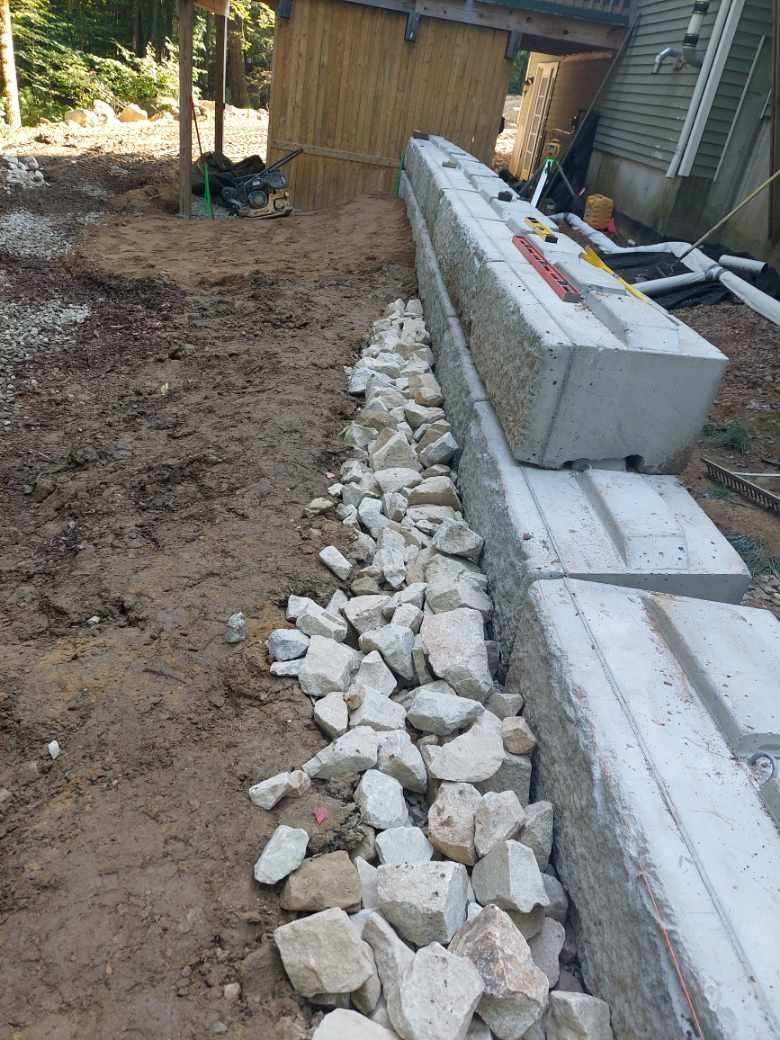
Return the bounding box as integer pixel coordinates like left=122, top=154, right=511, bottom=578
left=0, top=117, right=414, bottom=1040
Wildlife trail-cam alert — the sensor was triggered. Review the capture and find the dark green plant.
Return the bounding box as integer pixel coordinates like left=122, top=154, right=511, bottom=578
left=702, top=422, right=753, bottom=454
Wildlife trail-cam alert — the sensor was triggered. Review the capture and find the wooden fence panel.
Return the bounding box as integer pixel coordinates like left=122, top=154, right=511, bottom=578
left=267, top=0, right=512, bottom=209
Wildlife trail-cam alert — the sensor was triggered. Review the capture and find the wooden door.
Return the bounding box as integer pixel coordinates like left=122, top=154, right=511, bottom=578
left=517, top=61, right=559, bottom=180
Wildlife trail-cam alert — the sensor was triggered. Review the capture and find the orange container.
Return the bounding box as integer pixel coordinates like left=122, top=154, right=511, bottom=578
left=584, top=193, right=614, bottom=230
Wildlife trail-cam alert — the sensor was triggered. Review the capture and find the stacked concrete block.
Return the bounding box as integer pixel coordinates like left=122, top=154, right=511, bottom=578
left=457, top=398, right=750, bottom=657
left=507, top=577, right=780, bottom=1040
left=403, top=134, right=727, bottom=472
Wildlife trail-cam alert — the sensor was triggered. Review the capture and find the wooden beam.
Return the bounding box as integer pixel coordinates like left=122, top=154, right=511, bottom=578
left=179, top=0, right=194, bottom=218
left=214, top=13, right=227, bottom=157
left=771, top=0, right=780, bottom=240
left=339, top=0, right=627, bottom=49
left=196, top=0, right=230, bottom=13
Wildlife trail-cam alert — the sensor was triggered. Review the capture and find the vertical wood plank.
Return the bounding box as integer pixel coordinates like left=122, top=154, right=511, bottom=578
left=770, top=0, right=780, bottom=240
left=178, top=0, right=194, bottom=218
left=214, top=14, right=227, bottom=156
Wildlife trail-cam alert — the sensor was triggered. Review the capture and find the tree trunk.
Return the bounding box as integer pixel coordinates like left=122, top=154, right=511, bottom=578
left=0, top=0, right=21, bottom=130
left=227, top=16, right=248, bottom=108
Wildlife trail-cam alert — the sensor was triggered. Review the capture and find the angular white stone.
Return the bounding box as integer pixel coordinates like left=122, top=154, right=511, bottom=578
left=312, top=1009, right=399, bottom=1040
left=392, top=602, right=423, bottom=632
left=297, top=601, right=349, bottom=642
left=248, top=769, right=311, bottom=810
left=274, top=908, right=374, bottom=998
left=471, top=840, right=550, bottom=914
left=419, top=432, right=458, bottom=468
left=356, top=770, right=411, bottom=830
left=327, top=588, right=350, bottom=615
left=364, top=911, right=415, bottom=1033
left=450, top=905, right=549, bottom=1040
left=306, top=497, right=335, bottom=516
left=376, top=729, right=428, bottom=793
left=475, top=750, right=532, bottom=803
left=395, top=942, right=484, bottom=1040
left=314, top=690, right=349, bottom=738
left=384, top=582, right=427, bottom=616
left=428, top=782, right=482, bottom=865
left=359, top=625, right=416, bottom=681
left=351, top=689, right=407, bottom=732
left=375, top=467, right=423, bottom=494
left=427, top=711, right=504, bottom=783
left=320, top=545, right=353, bottom=580
left=358, top=496, right=386, bottom=534
left=466, top=1020, right=493, bottom=1040
left=502, top=717, right=537, bottom=755
left=420, top=608, right=493, bottom=700
left=529, top=918, right=565, bottom=987
left=376, top=826, right=434, bottom=865
left=375, top=541, right=407, bottom=589
left=270, top=659, right=304, bottom=677
left=409, top=371, right=444, bottom=407
left=425, top=554, right=492, bottom=616
left=344, top=595, right=393, bottom=635
left=408, top=683, right=484, bottom=736
left=521, top=802, right=554, bottom=868
left=266, top=627, right=310, bottom=662
left=474, top=791, right=526, bottom=858
left=408, top=476, right=461, bottom=509
left=377, top=861, right=470, bottom=946
left=356, top=856, right=379, bottom=910
left=384, top=491, right=408, bottom=522
left=405, top=402, right=445, bottom=429
left=287, top=593, right=315, bottom=620
left=299, top=636, right=361, bottom=698
left=487, top=689, right=524, bottom=719
left=254, top=825, right=309, bottom=884
left=543, top=874, right=569, bottom=924
left=433, top=519, right=484, bottom=562
left=349, top=649, right=398, bottom=700
left=545, top=992, right=615, bottom=1040
left=304, top=726, right=379, bottom=779
left=370, top=430, right=419, bottom=472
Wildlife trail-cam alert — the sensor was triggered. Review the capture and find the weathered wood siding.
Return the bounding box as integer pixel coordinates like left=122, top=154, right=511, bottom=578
left=267, top=0, right=512, bottom=209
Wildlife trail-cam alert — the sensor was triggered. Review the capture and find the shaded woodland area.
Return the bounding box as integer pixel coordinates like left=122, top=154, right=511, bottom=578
left=0, top=0, right=275, bottom=127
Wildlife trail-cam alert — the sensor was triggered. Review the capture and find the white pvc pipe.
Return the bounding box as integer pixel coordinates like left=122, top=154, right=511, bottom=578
left=719, top=270, right=780, bottom=324
left=634, top=272, right=708, bottom=295
left=718, top=253, right=768, bottom=274
left=666, top=0, right=735, bottom=177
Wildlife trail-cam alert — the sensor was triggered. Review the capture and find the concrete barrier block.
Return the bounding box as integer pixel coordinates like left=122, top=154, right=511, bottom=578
left=468, top=257, right=727, bottom=471
left=458, top=400, right=751, bottom=660
left=435, top=317, right=488, bottom=446
left=432, top=196, right=509, bottom=319
left=508, top=577, right=780, bottom=1040
left=400, top=173, right=455, bottom=350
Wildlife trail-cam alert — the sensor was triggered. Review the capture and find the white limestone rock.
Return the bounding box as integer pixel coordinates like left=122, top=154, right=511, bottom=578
left=395, top=942, right=484, bottom=1040
left=392, top=602, right=423, bottom=632
left=314, top=690, right=349, bottom=738
left=466, top=1020, right=494, bottom=1040
left=375, top=467, right=423, bottom=494
left=363, top=911, right=415, bottom=1032
left=306, top=496, right=335, bottom=516
left=356, top=856, right=379, bottom=910
left=351, top=689, right=407, bottom=732
left=320, top=545, right=353, bottom=580
left=384, top=491, right=408, bottom=522
left=297, top=601, right=349, bottom=642
left=370, top=430, right=419, bottom=472
left=384, top=582, right=427, bottom=615
left=409, top=371, right=444, bottom=407
left=425, top=555, right=493, bottom=617
left=545, top=992, right=615, bottom=1040
left=487, top=689, right=524, bottom=719
left=350, top=650, right=398, bottom=699
left=359, top=625, right=416, bottom=682
left=299, top=636, right=361, bottom=698
left=253, top=825, right=309, bottom=884
left=471, top=841, right=550, bottom=915
left=529, top=918, right=566, bottom=987
left=408, top=682, right=484, bottom=736
left=450, top=905, right=549, bottom=1040
left=412, top=635, right=433, bottom=685
left=377, top=729, right=428, bottom=793
left=420, top=608, right=493, bottom=701
left=270, top=659, right=304, bottom=677
left=358, top=496, right=386, bottom=534
left=428, top=782, right=482, bottom=865
left=419, top=432, right=458, bottom=468
left=543, top=874, right=569, bottom=924
left=377, top=861, right=470, bottom=946
left=303, top=726, right=379, bottom=779
left=327, top=588, right=350, bottom=615
left=312, top=1009, right=399, bottom=1039
left=433, top=519, right=484, bottom=562
left=427, top=711, right=504, bottom=783
left=266, top=627, right=310, bottom=662
left=475, top=751, right=532, bottom=804
left=274, top=908, right=374, bottom=998
left=407, top=476, right=461, bottom=510
left=502, top=717, right=537, bottom=755
left=281, top=850, right=362, bottom=911
left=405, top=402, right=445, bottom=429
left=521, top=802, right=554, bottom=868
left=474, top=791, right=526, bottom=858
left=356, top=770, right=411, bottom=830
left=248, top=769, right=310, bottom=810
left=376, top=826, right=434, bottom=865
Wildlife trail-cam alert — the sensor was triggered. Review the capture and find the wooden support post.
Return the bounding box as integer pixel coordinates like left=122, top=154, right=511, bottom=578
left=179, top=0, right=194, bottom=218
left=215, top=13, right=227, bottom=157
left=770, top=0, right=780, bottom=240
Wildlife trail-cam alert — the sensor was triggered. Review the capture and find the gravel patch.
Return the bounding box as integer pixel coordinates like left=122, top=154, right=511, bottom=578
left=0, top=210, right=70, bottom=260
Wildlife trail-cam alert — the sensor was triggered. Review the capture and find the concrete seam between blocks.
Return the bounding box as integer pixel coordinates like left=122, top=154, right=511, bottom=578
left=573, top=589, right=765, bottom=1022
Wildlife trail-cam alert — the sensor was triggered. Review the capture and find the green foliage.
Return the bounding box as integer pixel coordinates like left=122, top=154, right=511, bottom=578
left=508, top=51, right=529, bottom=95
left=702, top=421, right=753, bottom=454
left=727, top=534, right=780, bottom=577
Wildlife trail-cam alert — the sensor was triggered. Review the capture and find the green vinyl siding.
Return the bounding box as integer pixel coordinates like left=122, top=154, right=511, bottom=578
left=690, top=0, right=771, bottom=176
left=594, top=0, right=719, bottom=170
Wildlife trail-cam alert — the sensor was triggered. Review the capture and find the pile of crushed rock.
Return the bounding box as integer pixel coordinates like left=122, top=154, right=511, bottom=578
left=244, top=298, right=616, bottom=1040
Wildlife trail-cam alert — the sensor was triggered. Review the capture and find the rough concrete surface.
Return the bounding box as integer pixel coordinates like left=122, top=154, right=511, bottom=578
left=508, top=577, right=780, bottom=1040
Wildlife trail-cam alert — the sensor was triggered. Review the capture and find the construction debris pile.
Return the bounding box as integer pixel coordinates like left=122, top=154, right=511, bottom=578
left=1, top=155, right=46, bottom=193
left=251, top=298, right=614, bottom=1040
